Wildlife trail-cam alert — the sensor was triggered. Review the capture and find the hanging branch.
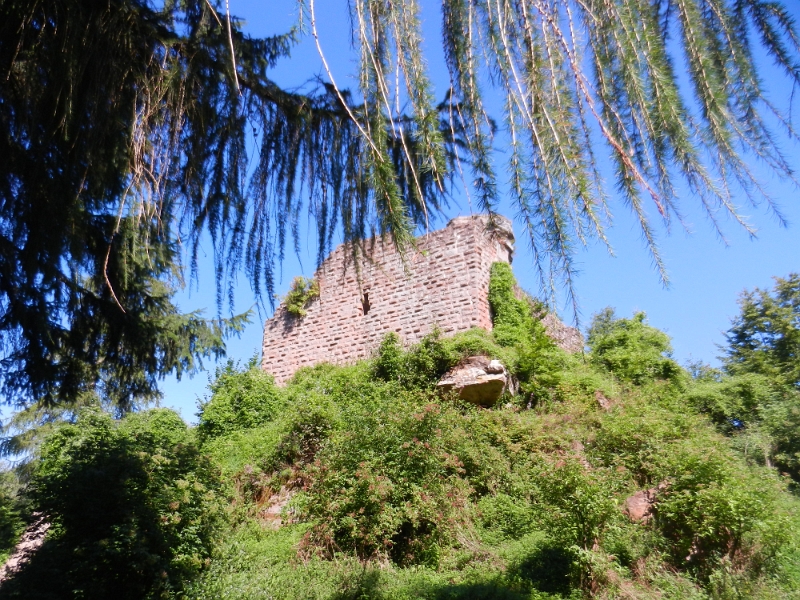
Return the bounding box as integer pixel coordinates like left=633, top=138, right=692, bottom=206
left=2, top=0, right=800, bottom=407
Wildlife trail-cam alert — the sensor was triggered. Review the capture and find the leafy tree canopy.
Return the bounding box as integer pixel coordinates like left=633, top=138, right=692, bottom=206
left=685, top=274, right=800, bottom=482
left=723, top=273, right=800, bottom=389
left=2, top=0, right=800, bottom=407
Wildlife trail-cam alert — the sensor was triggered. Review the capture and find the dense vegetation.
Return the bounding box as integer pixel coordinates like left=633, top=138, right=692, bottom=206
left=3, top=0, right=800, bottom=410
left=0, top=410, right=222, bottom=599
left=0, top=269, right=798, bottom=599
left=3, top=0, right=799, bottom=594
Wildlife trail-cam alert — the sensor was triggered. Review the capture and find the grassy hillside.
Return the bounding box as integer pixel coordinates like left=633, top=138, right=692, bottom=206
left=1, top=264, right=798, bottom=599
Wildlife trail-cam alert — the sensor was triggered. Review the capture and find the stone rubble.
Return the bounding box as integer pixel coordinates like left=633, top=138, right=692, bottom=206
left=595, top=390, right=613, bottom=410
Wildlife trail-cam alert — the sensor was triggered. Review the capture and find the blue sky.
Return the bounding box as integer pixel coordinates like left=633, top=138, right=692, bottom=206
left=159, top=1, right=800, bottom=423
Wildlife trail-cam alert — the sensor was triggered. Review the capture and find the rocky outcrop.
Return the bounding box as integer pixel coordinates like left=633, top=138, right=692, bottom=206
left=542, top=313, right=584, bottom=353
left=624, top=490, right=655, bottom=523
left=260, top=486, right=294, bottom=530
left=624, top=482, right=668, bottom=523
left=437, top=356, right=508, bottom=406
left=595, top=390, right=613, bottom=410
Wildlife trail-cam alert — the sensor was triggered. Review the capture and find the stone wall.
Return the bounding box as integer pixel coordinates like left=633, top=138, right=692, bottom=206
left=261, top=215, right=515, bottom=384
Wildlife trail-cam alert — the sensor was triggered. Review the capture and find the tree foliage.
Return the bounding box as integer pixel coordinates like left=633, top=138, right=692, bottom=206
left=2, top=0, right=800, bottom=407
left=723, top=273, right=800, bottom=389
left=0, top=2, right=256, bottom=404
left=0, top=409, right=223, bottom=599
left=347, top=0, right=800, bottom=301
left=685, top=274, right=800, bottom=482
left=196, top=359, right=285, bottom=440
left=488, top=262, right=543, bottom=348
left=488, top=262, right=563, bottom=401
left=0, top=0, right=453, bottom=407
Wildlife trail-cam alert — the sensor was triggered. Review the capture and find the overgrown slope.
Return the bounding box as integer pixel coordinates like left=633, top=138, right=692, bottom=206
left=1, top=264, right=798, bottom=599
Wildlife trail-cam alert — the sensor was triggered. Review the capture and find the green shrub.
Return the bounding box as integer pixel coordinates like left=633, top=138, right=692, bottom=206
left=654, top=442, right=779, bottom=580
left=534, top=458, right=618, bottom=554
left=685, top=373, right=800, bottom=483
left=552, top=358, right=619, bottom=409
left=373, top=332, right=407, bottom=382
left=287, top=361, right=390, bottom=412
left=299, top=394, right=474, bottom=566
left=590, top=397, right=700, bottom=486
left=441, top=327, right=514, bottom=363
left=759, top=391, right=800, bottom=481
left=374, top=327, right=525, bottom=392
left=373, top=329, right=459, bottom=389
left=587, top=309, right=683, bottom=385
left=488, top=262, right=564, bottom=403
left=201, top=422, right=285, bottom=479
left=684, top=372, right=780, bottom=431
left=532, top=458, right=619, bottom=589
left=444, top=408, right=517, bottom=496
left=488, top=262, right=540, bottom=348
left=477, top=493, right=536, bottom=541
left=197, top=359, right=285, bottom=440
left=183, top=328, right=800, bottom=598
left=273, top=395, right=338, bottom=467
left=516, top=336, right=567, bottom=405
left=283, top=276, right=320, bottom=317
left=590, top=395, right=787, bottom=580
left=4, top=408, right=223, bottom=599
left=0, top=484, right=24, bottom=565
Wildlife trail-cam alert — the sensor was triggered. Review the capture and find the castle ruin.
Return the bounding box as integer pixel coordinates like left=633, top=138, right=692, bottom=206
left=261, top=215, right=516, bottom=384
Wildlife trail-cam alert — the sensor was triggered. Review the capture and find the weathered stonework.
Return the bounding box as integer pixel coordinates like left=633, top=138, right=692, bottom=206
left=541, top=313, right=585, bottom=354
left=262, top=215, right=515, bottom=384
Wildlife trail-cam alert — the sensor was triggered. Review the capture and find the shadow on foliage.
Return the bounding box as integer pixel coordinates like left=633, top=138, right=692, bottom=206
left=328, top=542, right=575, bottom=600
left=331, top=567, right=534, bottom=600
left=0, top=536, right=92, bottom=599
left=330, top=568, right=386, bottom=600
left=429, top=582, right=534, bottom=600
left=508, top=542, right=575, bottom=597
left=0, top=530, right=168, bottom=599
left=0, top=409, right=222, bottom=600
